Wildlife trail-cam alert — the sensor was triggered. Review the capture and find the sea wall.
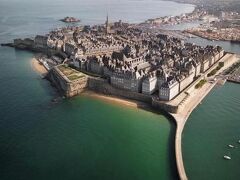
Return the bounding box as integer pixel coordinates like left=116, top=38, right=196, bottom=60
left=48, top=68, right=180, bottom=112
left=152, top=98, right=179, bottom=113
left=87, top=77, right=152, bottom=104
left=1, top=38, right=65, bottom=58
left=47, top=69, right=152, bottom=103
left=88, top=77, right=180, bottom=113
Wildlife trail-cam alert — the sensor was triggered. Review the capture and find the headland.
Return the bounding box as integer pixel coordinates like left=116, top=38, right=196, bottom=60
left=2, top=13, right=240, bottom=180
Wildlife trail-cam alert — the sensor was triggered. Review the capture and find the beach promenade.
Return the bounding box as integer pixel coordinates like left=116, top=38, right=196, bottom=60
left=171, top=53, right=240, bottom=180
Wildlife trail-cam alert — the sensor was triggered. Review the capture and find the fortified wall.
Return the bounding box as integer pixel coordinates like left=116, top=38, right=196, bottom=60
left=48, top=66, right=88, bottom=97
left=89, top=77, right=180, bottom=113
left=88, top=77, right=152, bottom=104
left=48, top=65, right=183, bottom=113
left=152, top=98, right=179, bottom=113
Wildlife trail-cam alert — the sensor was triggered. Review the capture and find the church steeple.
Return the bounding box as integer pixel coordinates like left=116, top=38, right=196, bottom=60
left=105, top=14, right=110, bottom=34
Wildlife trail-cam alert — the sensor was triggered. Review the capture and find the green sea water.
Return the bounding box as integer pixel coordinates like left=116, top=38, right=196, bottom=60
left=0, top=47, right=178, bottom=179
left=183, top=83, right=240, bottom=180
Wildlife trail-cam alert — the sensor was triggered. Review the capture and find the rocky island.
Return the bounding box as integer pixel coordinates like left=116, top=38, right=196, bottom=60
left=60, top=16, right=80, bottom=23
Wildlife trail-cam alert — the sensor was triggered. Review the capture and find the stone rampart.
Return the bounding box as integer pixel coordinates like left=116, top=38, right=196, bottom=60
left=48, top=67, right=88, bottom=97
left=87, top=77, right=152, bottom=103
left=152, top=98, right=179, bottom=113
left=48, top=68, right=181, bottom=111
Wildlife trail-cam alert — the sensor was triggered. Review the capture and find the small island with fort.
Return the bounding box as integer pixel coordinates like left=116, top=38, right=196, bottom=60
left=60, top=16, right=80, bottom=23
left=2, top=7, right=240, bottom=180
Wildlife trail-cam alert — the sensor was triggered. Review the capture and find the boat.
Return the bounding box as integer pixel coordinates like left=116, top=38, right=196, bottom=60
left=238, top=140, right=240, bottom=144
left=223, top=155, right=231, bottom=160
left=228, top=144, right=234, bottom=148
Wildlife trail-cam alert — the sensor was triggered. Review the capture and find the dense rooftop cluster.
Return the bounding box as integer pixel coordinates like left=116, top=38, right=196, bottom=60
left=33, top=18, right=224, bottom=101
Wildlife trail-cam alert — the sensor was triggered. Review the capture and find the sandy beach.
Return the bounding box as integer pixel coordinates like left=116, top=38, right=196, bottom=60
left=81, top=91, right=149, bottom=109
left=31, top=57, right=48, bottom=76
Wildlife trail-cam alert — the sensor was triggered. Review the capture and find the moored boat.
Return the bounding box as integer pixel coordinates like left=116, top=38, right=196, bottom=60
left=223, top=155, right=231, bottom=160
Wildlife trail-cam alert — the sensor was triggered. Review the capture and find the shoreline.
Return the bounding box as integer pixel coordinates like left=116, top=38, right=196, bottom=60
left=30, top=57, right=48, bottom=76
left=81, top=91, right=152, bottom=110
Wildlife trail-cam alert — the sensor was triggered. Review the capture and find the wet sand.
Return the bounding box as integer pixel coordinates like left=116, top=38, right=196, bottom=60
left=81, top=91, right=149, bottom=110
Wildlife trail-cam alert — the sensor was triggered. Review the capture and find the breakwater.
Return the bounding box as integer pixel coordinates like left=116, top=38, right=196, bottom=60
left=171, top=81, right=217, bottom=180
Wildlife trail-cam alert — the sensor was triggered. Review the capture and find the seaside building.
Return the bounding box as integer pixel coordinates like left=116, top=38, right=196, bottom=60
left=111, top=70, right=144, bottom=93
left=159, top=78, right=180, bottom=101
left=142, top=74, right=158, bottom=95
